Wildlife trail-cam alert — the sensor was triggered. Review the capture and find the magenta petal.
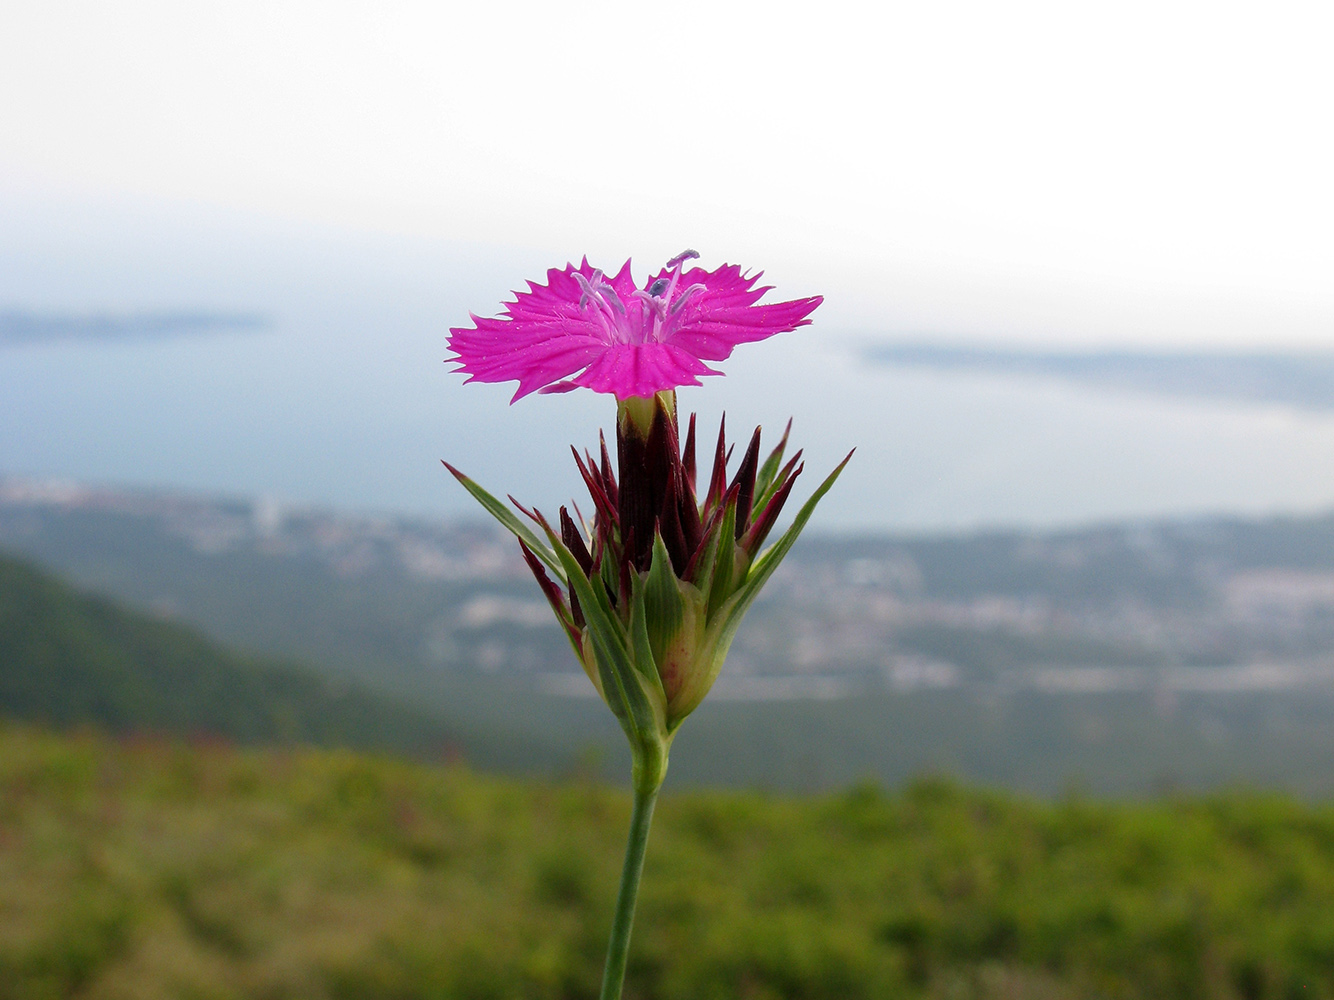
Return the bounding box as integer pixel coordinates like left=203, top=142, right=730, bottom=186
left=446, top=256, right=821, bottom=401
left=571, top=343, right=722, bottom=398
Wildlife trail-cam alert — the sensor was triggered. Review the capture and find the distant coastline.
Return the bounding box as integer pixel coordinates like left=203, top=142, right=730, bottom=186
left=865, top=344, right=1334, bottom=411
left=0, top=309, right=268, bottom=347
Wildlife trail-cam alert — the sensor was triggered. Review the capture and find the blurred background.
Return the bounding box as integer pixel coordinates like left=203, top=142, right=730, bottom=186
left=5, top=0, right=1334, bottom=530
left=5, top=1, right=1334, bottom=997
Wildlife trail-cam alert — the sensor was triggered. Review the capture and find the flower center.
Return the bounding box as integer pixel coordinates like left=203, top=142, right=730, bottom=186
left=576, top=249, right=704, bottom=346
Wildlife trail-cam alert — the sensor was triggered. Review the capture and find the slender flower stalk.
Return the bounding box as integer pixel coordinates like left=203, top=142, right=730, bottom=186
left=600, top=779, right=658, bottom=1000
left=444, top=253, right=850, bottom=998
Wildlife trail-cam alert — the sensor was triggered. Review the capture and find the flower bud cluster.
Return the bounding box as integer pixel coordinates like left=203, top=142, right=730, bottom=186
left=447, top=392, right=850, bottom=771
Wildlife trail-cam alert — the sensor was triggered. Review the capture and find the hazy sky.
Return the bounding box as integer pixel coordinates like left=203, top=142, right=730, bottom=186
left=3, top=0, right=1332, bottom=346
left=5, top=2, right=1334, bottom=531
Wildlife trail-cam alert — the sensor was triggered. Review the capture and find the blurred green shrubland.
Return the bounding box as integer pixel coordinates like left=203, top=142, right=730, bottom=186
left=2, top=723, right=1333, bottom=999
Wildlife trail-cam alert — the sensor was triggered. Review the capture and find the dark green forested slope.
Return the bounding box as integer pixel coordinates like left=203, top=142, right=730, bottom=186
left=0, top=551, right=461, bottom=755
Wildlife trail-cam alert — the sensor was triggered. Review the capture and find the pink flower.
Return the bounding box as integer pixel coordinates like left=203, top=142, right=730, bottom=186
left=447, top=250, right=822, bottom=401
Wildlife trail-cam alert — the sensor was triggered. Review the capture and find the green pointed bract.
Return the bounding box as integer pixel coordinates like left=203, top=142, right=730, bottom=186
left=687, top=520, right=721, bottom=591
left=446, top=404, right=851, bottom=752
left=578, top=631, right=605, bottom=701
left=753, top=419, right=791, bottom=505
left=710, top=450, right=854, bottom=662
left=598, top=543, right=620, bottom=610
left=705, top=499, right=739, bottom=620
left=643, top=534, right=686, bottom=670
left=441, top=462, right=562, bottom=576
left=749, top=450, right=853, bottom=582
left=550, top=525, right=666, bottom=750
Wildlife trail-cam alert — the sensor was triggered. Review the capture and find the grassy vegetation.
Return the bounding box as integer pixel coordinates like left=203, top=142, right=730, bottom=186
left=3, top=722, right=1334, bottom=999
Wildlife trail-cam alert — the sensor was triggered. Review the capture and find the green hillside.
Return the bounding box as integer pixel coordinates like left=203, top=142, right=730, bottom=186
left=2, top=723, right=1333, bottom=999
left=0, top=551, right=468, bottom=757
left=13, top=545, right=1334, bottom=797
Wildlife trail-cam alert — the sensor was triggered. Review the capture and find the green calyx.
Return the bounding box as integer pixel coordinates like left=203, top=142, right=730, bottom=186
left=617, top=391, right=676, bottom=443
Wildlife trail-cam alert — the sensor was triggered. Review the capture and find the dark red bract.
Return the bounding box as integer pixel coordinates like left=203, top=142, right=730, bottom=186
left=514, top=397, right=805, bottom=646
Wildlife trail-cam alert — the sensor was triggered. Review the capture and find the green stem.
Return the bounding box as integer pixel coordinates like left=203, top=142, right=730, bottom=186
left=599, top=778, right=660, bottom=1000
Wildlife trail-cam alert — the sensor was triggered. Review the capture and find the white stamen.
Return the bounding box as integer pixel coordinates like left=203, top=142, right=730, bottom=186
left=632, top=289, right=668, bottom=321
left=669, top=283, right=707, bottom=315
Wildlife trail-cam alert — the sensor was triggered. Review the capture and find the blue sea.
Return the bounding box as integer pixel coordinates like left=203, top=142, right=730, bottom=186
left=4, top=198, right=1334, bottom=533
